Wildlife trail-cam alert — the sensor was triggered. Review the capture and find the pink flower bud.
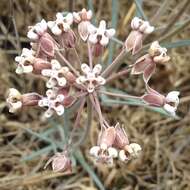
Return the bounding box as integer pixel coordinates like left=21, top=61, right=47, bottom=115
left=44, top=152, right=72, bottom=173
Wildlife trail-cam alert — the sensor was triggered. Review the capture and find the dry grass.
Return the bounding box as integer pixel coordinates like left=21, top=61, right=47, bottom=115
left=0, top=0, right=190, bottom=189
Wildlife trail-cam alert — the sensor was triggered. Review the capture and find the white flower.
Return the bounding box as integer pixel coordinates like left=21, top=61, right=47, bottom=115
left=6, top=88, right=22, bottom=113
left=41, top=59, right=68, bottom=88
left=73, top=8, right=92, bottom=23
left=27, top=19, right=47, bottom=40
left=88, top=20, right=115, bottom=46
left=124, top=143, right=142, bottom=158
left=48, top=13, right=73, bottom=35
left=76, top=63, right=105, bottom=93
left=131, top=17, right=154, bottom=34
left=15, top=48, right=35, bottom=74
left=73, top=8, right=93, bottom=41
left=90, top=144, right=118, bottom=164
left=164, top=91, right=180, bottom=116
left=38, top=89, right=65, bottom=118
left=149, top=41, right=170, bottom=63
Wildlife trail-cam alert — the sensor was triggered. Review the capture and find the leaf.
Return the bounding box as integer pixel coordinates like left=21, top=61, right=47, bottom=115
left=88, top=0, right=96, bottom=24
left=161, top=39, right=190, bottom=49
left=74, top=150, right=105, bottom=190
left=134, top=0, right=148, bottom=20
left=108, top=0, right=119, bottom=64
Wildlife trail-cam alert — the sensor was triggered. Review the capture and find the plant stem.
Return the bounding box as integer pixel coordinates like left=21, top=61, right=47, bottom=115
left=106, top=67, right=132, bottom=83
left=101, top=48, right=127, bottom=78
left=73, top=47, right=82, bottom=66
left=56, top=50, right=80, bottom=77
left=98, top=90, right=142, bottom=100
left=87, top=41, right=93, bottom=69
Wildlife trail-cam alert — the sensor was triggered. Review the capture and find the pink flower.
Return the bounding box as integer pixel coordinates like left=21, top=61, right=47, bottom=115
left=44, top=151, right=72, bottom=172
left=142, top=85, right=180, bottom=116
left=131, top=41, right=170, bottom=83
left=90, top=126, right=118, bottom=164
left=125, top=17, right=154, bottom=54
left=6, top=88, right=41, bottom=113
left=73, top=8, right=92, bottom=41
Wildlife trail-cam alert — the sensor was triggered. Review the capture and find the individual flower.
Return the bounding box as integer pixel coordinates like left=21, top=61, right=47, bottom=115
left=44, top=151, right=72, bottom=172
left=27, top=19, right=55, bottom=58
left=113, top=123, right=142, bottom=162
left=131, top=41, right=170, bottom=83
left=125, top=17, right=154, bottom=54
left=76, top=63, right=105, bottom=93
left=90, top=126, right=118, bottom=164
left=48, top=13, right=73, bottom=35
left=73, top=8, right=92, bottom=41
left=38, top=88, right=65, bottom=118
left=142, top=85, right=180, bottom=116
left=7, top=88, right=41, bottom=113
left=15, top=48, right=51, bottom=74
left=27, top=19, right=48, bottom=40
left=48, top=13, right=76, bottom=48
left=41, top=59, right=68, bottom=88
left=88, top=20, right=115, bottom=46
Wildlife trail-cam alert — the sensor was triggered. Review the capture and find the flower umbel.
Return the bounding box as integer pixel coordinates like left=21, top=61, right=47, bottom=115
left=7, top=8, right=180, bottom=172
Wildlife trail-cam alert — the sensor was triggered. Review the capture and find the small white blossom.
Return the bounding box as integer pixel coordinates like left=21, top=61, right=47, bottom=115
left=88, top=20, right=115, bottom=46
left=131, top=17, right=154, bottom=34
left=15, top=48, right=35, bottom=74
left=6, top=88, right=22, bottom=113
left=76, top=63, right=105, bottom=93
left=126, top=143, right=142, bottom=158
left=149, top=41, right=170, bottom=63
left=27, top=19, right=48, bottom=40
left=90, top=144, right=118, bottom=164
left=164, top=91, right=180, bottom=116
left=38, top=88, right=65, bottom=118
left=73, top=8, right=93, bottom=41
left=41, top=59, right=68, bottom=88
left=48, top=13, right=73, bottom=35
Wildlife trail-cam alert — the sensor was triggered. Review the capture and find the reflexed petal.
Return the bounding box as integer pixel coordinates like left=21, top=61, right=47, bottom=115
left=131, top=54, right=150, bottom=75
left=143, top=63, right=156, bottom=83
left=58, top=77, right=67, bottom=87
left=40, top=34, right=54, bottom=57
left=142, top=94, right=164, bottom=107
left=78, top=22, right=89, bottom=41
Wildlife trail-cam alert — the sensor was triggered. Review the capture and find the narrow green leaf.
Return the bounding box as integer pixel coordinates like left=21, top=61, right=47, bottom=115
left=134, top=0, right=147, bottom=20
left=74, top=150, right=105, bottom=190
left=88, top=0, right=96, bottom=24
left=161, top=39, right=190, bottom=49
left=108, top=0, right=119, bottom=64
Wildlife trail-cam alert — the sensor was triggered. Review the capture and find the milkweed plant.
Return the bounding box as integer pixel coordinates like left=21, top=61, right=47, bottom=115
left=6, top=9, right=180, bottom=172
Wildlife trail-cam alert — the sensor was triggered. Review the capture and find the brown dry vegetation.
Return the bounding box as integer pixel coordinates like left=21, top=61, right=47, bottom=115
left=0, top=0, right=190, bottom=190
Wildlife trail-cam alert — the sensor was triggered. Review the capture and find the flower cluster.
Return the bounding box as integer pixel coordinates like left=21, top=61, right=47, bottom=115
left=7, top=8, right=180, bottom=172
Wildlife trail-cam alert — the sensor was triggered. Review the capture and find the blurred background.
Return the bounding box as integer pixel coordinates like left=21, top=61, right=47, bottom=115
left=0, top=0, right=190, bottom=189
